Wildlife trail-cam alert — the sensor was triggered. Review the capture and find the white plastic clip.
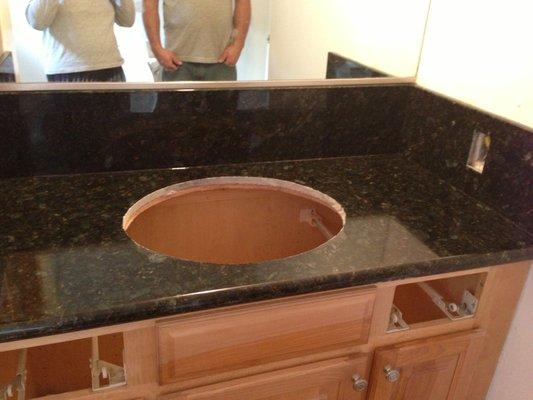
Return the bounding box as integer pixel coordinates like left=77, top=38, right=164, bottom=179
left=1, top=349, right=26, bottom=400
left=90, top=337, right=126, bottom=392
left=387, top=305, right=410, bottom=333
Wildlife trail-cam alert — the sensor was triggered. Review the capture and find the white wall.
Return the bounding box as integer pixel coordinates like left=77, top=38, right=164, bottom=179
left=8, top=0, right=46, bottom=82
left=237, top=0, right=270, bottom=81
left=115, top=0, right=154, bottom=83
left=268, top=0, right=430, bottom=80
left=0, top=0, right=13, bottom=53
left=418, top=2, right=533, bottom=398
left=417, top=0, right=533, bottom=129
left=487, top=267, right=533, bottom=400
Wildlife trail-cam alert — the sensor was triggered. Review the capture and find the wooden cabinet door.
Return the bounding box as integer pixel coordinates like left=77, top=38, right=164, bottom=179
left=367, top=330, right=485, bottom=400
left=159, top=355, right=369, bottom=400
left=158, top=288, right=375, bottom=386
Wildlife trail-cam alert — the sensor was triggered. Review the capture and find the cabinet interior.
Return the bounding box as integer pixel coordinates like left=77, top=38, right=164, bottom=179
left=0, top=333, right=123, bottom=399
left=390, top=272, right=487, bottom=328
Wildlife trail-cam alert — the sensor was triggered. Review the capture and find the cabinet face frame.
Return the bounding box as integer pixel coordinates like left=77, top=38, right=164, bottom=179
left=367, top=330, right=485, bottom=400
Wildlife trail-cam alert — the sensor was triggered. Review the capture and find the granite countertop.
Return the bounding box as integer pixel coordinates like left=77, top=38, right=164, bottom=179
left=1, top=155, right=532, bottom=343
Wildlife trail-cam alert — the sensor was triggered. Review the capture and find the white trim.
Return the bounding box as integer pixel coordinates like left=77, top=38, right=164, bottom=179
left=0, top=77, right=415, bottom=92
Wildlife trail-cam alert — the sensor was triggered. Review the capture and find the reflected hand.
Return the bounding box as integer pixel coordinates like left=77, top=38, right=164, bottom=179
left=218, top=43, right=243, bottom=67
left=154, top=48, right=182, bottom=71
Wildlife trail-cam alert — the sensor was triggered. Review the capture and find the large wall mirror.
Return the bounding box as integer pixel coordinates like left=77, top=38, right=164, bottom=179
left=0, top=0, right=430, bottom=86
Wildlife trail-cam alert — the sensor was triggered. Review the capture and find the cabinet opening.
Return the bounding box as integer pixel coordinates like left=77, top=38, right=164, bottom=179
left=0, top=349, right=24, bottom=399
left=388, top=273, right=486, bottom=332
left=0, top=333, right=124, bottom=399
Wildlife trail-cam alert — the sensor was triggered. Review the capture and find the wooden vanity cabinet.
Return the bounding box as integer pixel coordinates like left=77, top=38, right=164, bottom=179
left=0, top=262, right=529, bottom=400
left=160, top=355, right=369, bottom=400
left=160, top=329, right=486, bottom=400
left=367, top=330, right=485, bottom=400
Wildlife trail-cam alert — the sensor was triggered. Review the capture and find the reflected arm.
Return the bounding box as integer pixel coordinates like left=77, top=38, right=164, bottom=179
left=111, top=0, right=136, bottom=27
left=26, top=0, right=60, bottom=31
left=143, top=0, right=164, bottom=53
left=233, top=0, right=251, bottom=47
left=143, top=0, right=181, bottom=70
left=217, top=0, right=251, bottom=66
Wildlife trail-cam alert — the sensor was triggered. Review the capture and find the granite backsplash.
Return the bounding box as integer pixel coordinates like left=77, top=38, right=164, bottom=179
left=0, top=85, right=410, bottom=179
left=403, top=88, right=533, bottom=233
left=0, top=83, right=531, bottom=233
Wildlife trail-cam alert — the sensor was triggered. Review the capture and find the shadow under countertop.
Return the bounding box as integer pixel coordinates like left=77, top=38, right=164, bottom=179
left=1, top=155, right=532, bottom=343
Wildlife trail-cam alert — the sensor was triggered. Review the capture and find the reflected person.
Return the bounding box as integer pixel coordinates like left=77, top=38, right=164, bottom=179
left=26, top=0, right=135, bottom=82
left=143, top=0, right=250, bottom=81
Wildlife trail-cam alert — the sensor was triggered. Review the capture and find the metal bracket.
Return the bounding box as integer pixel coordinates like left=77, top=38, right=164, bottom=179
left=387, top=304, right=410, bottom=333
left=300, top=209, right=334, bottom=240
left=461, top=290, right=479, bottom=315
left=417, top=282, right=478, bottom=321
left=1, top=349, right=27, bottom=400
left=90, top=337, right=126, bottom=392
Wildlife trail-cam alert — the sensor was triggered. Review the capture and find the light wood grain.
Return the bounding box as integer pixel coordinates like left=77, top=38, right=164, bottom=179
left=427, top=273, right=486, bottom=306
left=392, top=284, right=446, bottom=325
left=0, top=262, right=529, bottom=400
left=390, top=272, right=488, bottom=326
left=367, top=329, right=485, bottom=400
left=371, top=318, right=477, bottom=348
left=369, top=286, right=396, bottom=337
left=0, top=319, right=155, bottom=353
left=159, top=355, right=369, bottom=400
left=123, top=327, right=158, bottom=387
left=466, top=261, right=531, bottom=400
left=158, top=287, right=376, bottom=386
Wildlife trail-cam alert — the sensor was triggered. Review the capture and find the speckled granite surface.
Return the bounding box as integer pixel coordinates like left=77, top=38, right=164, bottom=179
left=0, top=85, right=410, bottom=179
left=1, top=155, right=532, bottom=343
left=404, top=89, right=533, bottom=233
left=2, top=84, right=529, bottom=235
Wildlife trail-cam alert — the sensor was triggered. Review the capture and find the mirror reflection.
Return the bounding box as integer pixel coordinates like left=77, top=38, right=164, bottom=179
left=0, top=0, right=431, bottom=84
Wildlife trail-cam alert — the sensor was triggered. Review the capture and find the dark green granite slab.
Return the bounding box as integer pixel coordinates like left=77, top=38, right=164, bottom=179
left=1, top=156, right=532, bottom=343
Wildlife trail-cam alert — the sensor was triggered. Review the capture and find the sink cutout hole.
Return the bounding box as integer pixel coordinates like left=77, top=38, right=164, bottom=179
left=123, top=177, right=345, bottom=265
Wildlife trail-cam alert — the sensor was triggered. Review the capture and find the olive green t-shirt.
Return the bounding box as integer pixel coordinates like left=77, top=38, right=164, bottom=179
left=163, top=0, right=233, bottom=64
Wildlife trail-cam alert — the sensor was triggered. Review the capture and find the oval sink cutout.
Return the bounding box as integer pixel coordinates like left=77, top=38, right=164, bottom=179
left=123, top=177, right=345, bottom=265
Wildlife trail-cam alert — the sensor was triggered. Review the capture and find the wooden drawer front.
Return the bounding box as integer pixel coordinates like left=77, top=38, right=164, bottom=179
left=159, top=354, right=370, bottom=400
left=158, top=288, right=376, bottom=385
